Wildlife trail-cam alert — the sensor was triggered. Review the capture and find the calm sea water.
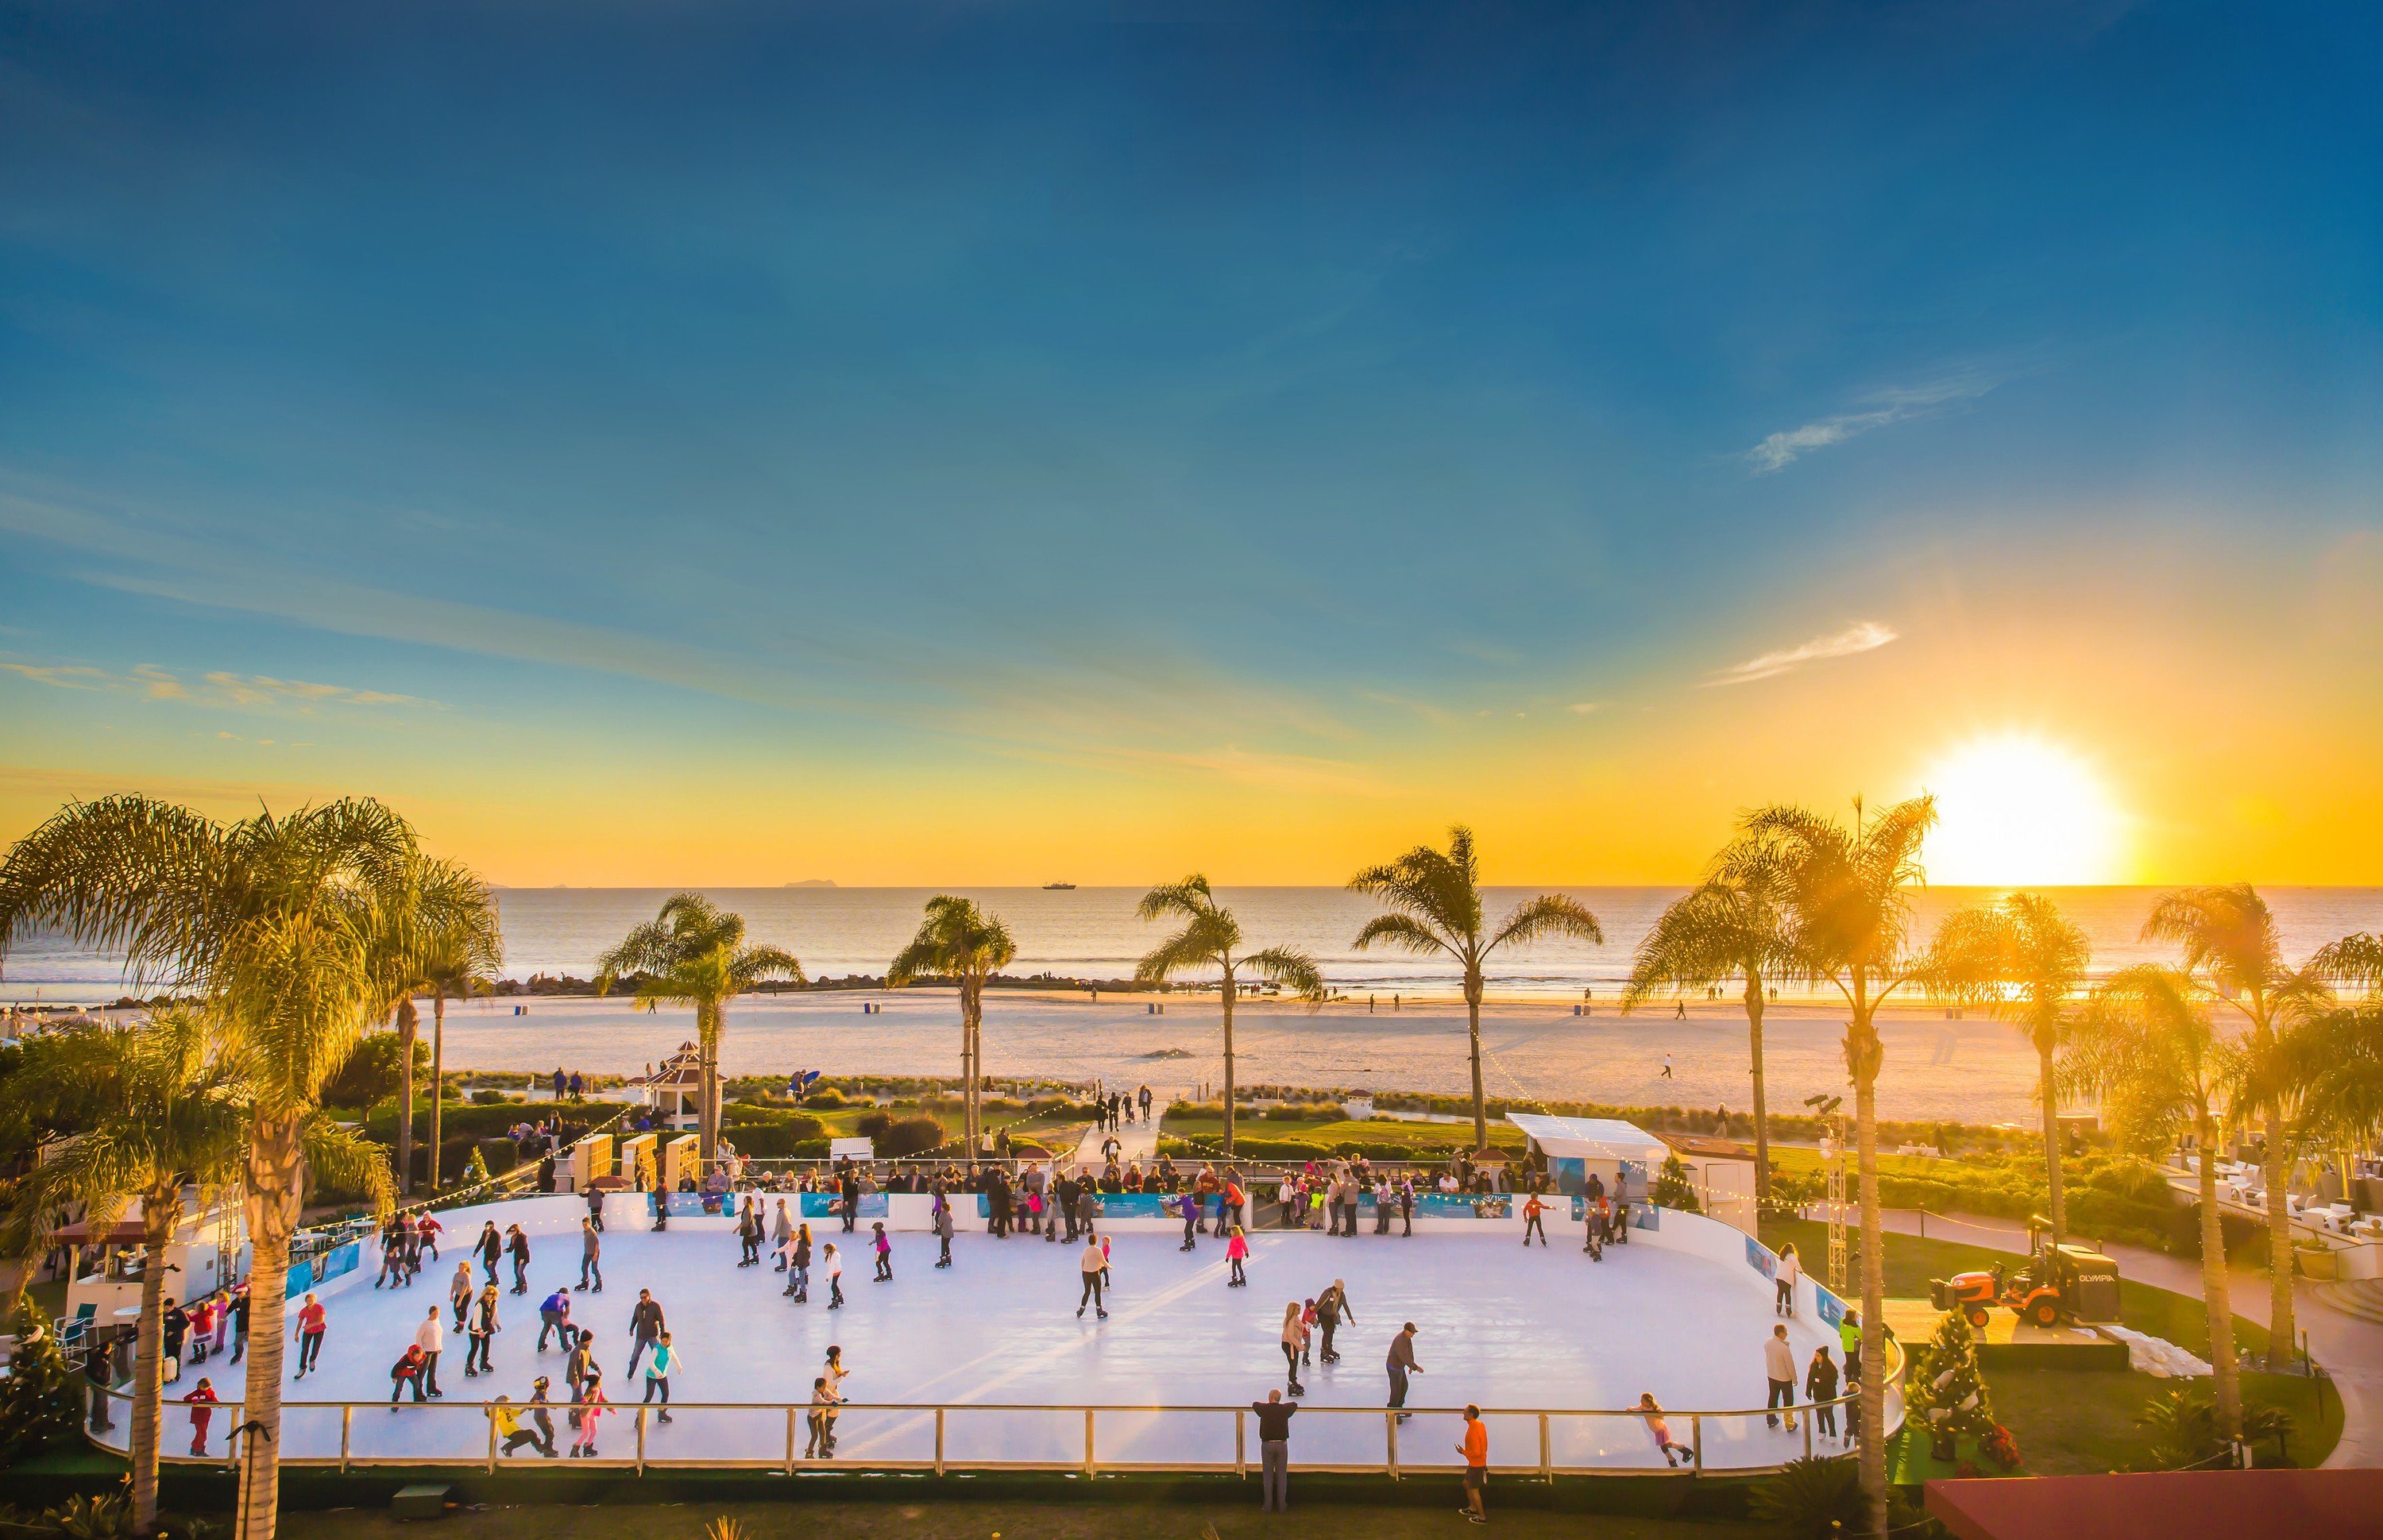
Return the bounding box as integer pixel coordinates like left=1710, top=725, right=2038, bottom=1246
left=9, top=886, right=2377, bottom=998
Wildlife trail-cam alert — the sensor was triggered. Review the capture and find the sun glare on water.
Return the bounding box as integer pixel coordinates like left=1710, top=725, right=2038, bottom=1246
left=1921, top=735, right=2126, bottom=886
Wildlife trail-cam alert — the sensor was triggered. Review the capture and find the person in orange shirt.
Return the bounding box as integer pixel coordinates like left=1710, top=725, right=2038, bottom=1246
left=1457, top=1403, right=1489, bottom=1524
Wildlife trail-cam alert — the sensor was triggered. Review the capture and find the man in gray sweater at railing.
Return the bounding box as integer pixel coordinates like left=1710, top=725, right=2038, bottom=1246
left=1252, top=1388, right=1297, bottom=1511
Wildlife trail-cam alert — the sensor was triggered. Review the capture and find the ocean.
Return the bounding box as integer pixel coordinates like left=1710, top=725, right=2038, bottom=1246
left=6, top=885, right=2378, bottom=999
left=6, top=886, right=2377, bottom=1122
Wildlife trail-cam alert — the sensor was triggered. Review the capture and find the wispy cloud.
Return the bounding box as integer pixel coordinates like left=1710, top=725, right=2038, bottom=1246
left=1704, top=621, right=1898, bottom=687
left=1564, top=701, right=1603, bottom=715
left=2, top=657, right=433, bottom=712
left=1744, top=374, right=2001, bottom=474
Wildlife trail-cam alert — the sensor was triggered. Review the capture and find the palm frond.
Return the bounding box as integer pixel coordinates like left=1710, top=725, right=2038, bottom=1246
left=0, top=795, right=228, bottom=990
left=1350, top=912, right=1453, bottom=958
left=300, top=1114, right=396, bottom=1218
left=1135, top=876, right=1216, bottom=924
left=1243, top=946, right=1326, bottom=1003
left=732, top=944, right=806, bottom=990
left=2313, top=934, right=2383, bottom=996
left=1490, top=894, right=1603, bottom=951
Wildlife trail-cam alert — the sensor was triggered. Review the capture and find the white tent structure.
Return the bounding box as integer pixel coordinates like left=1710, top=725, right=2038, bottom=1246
left=1506, top=1113, right=1668, bottom=1202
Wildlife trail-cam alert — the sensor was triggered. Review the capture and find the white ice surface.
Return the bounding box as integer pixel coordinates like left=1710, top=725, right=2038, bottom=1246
left=129, top=1202, right=1853, bottom=1473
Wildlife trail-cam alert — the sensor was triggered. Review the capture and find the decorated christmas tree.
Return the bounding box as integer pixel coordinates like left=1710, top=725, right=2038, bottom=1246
left=462, top=1144, right=493, bottom=1189
left=1906, top=1306, right=2018, bottom=1468
left=1653, top=1154, right=1702, bottom=1214
left=0, top=1292, right=86, bottom=1458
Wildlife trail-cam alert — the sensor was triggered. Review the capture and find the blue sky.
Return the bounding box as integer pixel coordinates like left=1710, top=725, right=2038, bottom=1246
left=2, top=1, right=2377, bottom=884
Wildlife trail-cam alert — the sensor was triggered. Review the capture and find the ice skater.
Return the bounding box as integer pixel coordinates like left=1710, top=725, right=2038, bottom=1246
left=465, top=1283, right=499, bottom=1376
left=933, top=1191, right=956, bottom=1268
left=783, top=1223, right=813, bottom=1301
left=1279, top=1303, right=1307, bottom=1397
left=1179, top=1187, right=1199, bottom=1252
left=1076, top=1237, right=1107, bottom=1318
left=1638, top=1393, right=1692, bottom=1467
left=578, top=1216, right=603, bottom=1291
left=496, top=1392, right=554, bottom=1458
left=1315, top=1279, right=1354, bottom=1364
left=183, top=1377, right=218, bottom=1456
left=448, top=1260, right=475, bottom=1331
left=1226, top=1224, right=1249, bottom=1287
left=537, top=1287, right=576, bottom=1352
left=824, top=1241, right=845, bottom=1308
left=414, top=1305, right=446, bottom=1397
left=1806, top=1346, right=1841, bottom=1443
left=293, top=1291, right=328, bottom=1379
left=1385, top=1322, right=1420, bottom=1420
left=737, top=1196, right=763, bottom=1266
left=641, top=1330, right=682, bottom=1423
left=805, top=1376, right=837, bottom=1459
left=507, top=1223, right=531, bottom=1294
left=771, top=1198, right=794, bottom=1269
left=871, top=1221, right=894, bottom=1281
left=1763, top=1322, right=1798, bottom=1430
left=1523, top=1191, right=1547, bottom=1246
left=570, top=1369, right=608, bottom=1457
left=1774, top=1243, right=1801, bottom=1316
left=627, top=1288, right=665, bottom=1374
left=477, top=1221, right=503, bottom=1286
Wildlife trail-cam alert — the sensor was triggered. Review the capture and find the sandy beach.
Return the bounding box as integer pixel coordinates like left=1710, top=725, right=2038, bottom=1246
left=430, top=988, right=2047, bottom=1125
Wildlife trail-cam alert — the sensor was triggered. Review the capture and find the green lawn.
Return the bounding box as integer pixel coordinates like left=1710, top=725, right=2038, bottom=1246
left=277, top=1499, right=1767, bottom=1540
left=1756, top=1219, right=2342, bottom=1473
left=1160, top=1116, right=1524, bottom=1152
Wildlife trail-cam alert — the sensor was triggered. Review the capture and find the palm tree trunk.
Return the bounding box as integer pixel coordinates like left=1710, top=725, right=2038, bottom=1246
left=235, top=1111, right=304, bottom=1540
left=394, top=998, right=418, bottom=1195
left=2040, top=1040, right=2064, bottom=1245
left=2196, top=1114, right=2242, bottom=1441
left=1465, top=971, right=1487, bottom=1152
left=1221, top=969, right=1237, bottom=1156
left=1744, top=975, right=1770, bottom=1202
left=130, top=1183, right=181, bottom=1529
left=697, top=1000, right=720, bottom=1165
left=428, top=991, right=447, bottom=1195
left=2265, top=1152, right=2297, bottom=1372
left=1850, top=998, right=1888, bottom=1539
left=962, top=981, right=981, bottom=1167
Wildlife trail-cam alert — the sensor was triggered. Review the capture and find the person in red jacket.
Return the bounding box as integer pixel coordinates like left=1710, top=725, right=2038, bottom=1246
left=183, top=1377, right=219, bottom=1456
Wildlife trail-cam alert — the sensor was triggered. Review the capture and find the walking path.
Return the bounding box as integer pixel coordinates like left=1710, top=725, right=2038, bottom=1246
left=1068, top=1091, right=1166, bottom=1171
left=1871, top=1207, right=2383, bottom=1469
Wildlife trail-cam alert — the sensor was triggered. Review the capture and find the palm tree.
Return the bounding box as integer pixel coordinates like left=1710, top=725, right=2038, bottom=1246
left=366, top=856, right=502, bottom=1194
left=2064, top=966, right=2244, bottom=1438
left=1620, top=850, right=1793, bottom=1200
left=595, top=894, right=802, bottom=1163
left=886, top=896, right=1015, bottom=1164
left=1737, top=795, right=1935, bottom=1538
left=1348, top=827, right=1604, bottom=1152
left=1928, top=892, right=2092, bottom=1243
left=2142, top=886, right=2334, bottom=1372
left=0, top=793, right=411, bottom=1540
left=1134, top=876, right=1323, bottom=1152
left=2, top=1010, right=247, bottom=1529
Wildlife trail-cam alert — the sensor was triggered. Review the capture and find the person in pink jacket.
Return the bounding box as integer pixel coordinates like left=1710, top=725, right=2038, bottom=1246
left=1226, top=1224, right=1250, bottom=1287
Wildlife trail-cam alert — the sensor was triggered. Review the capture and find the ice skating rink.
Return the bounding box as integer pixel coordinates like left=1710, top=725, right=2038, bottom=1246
left=120, top=1198, right=1873, bottom=1475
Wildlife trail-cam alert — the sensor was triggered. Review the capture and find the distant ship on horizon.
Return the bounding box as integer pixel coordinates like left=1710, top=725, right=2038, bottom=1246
left=1042, top=882, right=1077, bottom=890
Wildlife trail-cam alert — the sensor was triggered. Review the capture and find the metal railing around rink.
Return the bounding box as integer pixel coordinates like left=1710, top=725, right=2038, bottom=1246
left=87, top=1351, right=1902, bottom=1481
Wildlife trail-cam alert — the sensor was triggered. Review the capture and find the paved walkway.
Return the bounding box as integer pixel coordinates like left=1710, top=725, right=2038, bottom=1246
left=1874, top=1207, right=2383, bottom=1469
left=1068, top=1093, right=1166, bottom=1171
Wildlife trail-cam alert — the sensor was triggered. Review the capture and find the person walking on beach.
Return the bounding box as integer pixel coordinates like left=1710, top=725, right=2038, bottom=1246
left=1806, top=1345, right=1840, bottom=1443
left=1763, top=1323, right=1798, bottom=1430
left=1254, top=1388, right=1297, bottom=1511
left=1385, top=1323, right=1420, bottom=1419
left=1660, top=1052, right=1673, bottom=1080
left=1638, top=1394, right=1692, bottom=1468
left=641, top=1331, right=682, bottom=1422
left=537, top=1288, right=575, bottom=1352
left=627, top=1289, right=665, bottom=1374
left=1226, top=1224, right=1250, bottom=1287
left=508, top=1223, right=531, bottom=1294
left=1775, top=1243, right=1801, bottom=1316
left=771, top=1198, right=794, bottom=1270
left=1076, top=1238, right=1108, bottom=1319
left=465, top=1283, right=500, bottom=1376
left=1279, top=1303, right=1307, bottom=1397
left=1138, top=1085, right=1153, bottom=1123
left=1315, top=1279, right=1354, bottom=1364
left=578, top=1216, right=603, bottom=1292
left=1522, top=1192, right=1547, bottom=1247
left=293, top=1291, right=328, bottom=1379
left=1457, top=1404, right=1489, bottom=1524
left=415, top=1305, right=446, bottom=1398
left=871, top=1221, right=894, bottom=1281
left=824, top=1241, right=846, bottom=1308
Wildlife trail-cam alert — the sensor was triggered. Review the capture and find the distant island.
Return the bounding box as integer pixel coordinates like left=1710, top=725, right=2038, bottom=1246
left=783, top=879, right=838, bottom=888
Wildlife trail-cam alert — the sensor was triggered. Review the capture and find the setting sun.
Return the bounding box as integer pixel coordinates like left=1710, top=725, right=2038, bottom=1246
left=1922, top=734, right=2127, bottom=886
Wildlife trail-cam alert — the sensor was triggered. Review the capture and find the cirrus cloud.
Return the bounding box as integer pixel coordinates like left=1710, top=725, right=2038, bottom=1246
left=1703, top=620, right=1898, bottom=687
